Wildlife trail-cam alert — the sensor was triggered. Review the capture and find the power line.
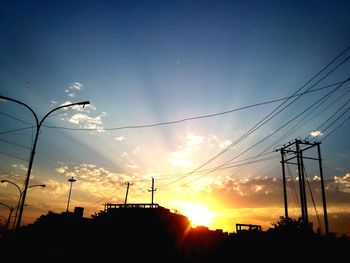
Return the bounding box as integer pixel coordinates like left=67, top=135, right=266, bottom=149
left=319, top=110, right=350, bottom=141
left=286, top=164, right=301, bottom=213
left=304, top=166, right=322, bottom=232
left=178, top=56, right=350, bottom=180
left=0, top=138, right=31, bottom=150
left=0, top=151, right=28, bottom=161
left=321, top=115, right=350, bottom=141
left=310, top=98, right=350, bottom=135
left=166, top=76, right=349, bottom=187
left=0, top=126, right=33, bottom=135
left=292, top=87, right=350, bottom=142
left=148, top=151, right=277, bottom=180
left=41, top=80, right=347, bottom=131
left=207, top=79, right=347, bottom=175
left=0, top=111, right=33, bottom=125
left=256, top=83, right=350, bottom=156
left=158, top=153, right=279, bottom=187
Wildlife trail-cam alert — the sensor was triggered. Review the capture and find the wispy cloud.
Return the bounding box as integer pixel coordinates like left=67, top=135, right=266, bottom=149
left=58, top=99, right=106, bottom=131
left=169, top=133, right=235, bottom=168
left=67, top=112, right=107, bottom=131
left=54, top=162, right=145, bottom=199
left=11, top=163, right=28, bottom=171
left=63, top=82, right=83, bottom=98
left=69, top=82, right=82, bottom=91
left=209, top=172, right=350, bottom=210
left=332, top=173, right=350, bottom=193
left=169, top=133, right=206, bottom=167
left=310, top=130, right=323, bottom=137
left=186, top=133, right=205, bottom=145
left=55, top=165, right=68, bottom=174
left=169, top=150, right=192, bottom=167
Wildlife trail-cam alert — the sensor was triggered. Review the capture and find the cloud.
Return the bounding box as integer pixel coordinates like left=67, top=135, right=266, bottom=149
left=186, top=133, right=205, bottom=145
left=133, top=147, right=140, bottom=155
left=41, top=178, right=69, bottom=198
left=55, top=165, right=68, bottom=174
left=58, top=99, right=105, bottom=131
left=208, top=172, right=350, bottom=211
left=210, top=176, right=297, bottom=207
left=332, top=173, right=350, bottom=193
left=115, top=136, right=124, bottom=141
left=53, top=163, right=146, bottom=200
left=208, top=135, right=233, bottom=149
left=219, top=139, right=233, bottom=149
left=169, top=150, right=192, bottom=167
left=310, top=130, right=323, bottom=137
left=11, top=164, right=28, bottom=171
left=65, top=111, right=107, bottom=131
left=168, top=133, right=206, bottom=167
left=127, top=164, right=138, bottom=169
left=168, top=133, right=236, bottom=168
left=60, top=82, right=83, bottom=101
left=69, top=82, right=82, bottom=91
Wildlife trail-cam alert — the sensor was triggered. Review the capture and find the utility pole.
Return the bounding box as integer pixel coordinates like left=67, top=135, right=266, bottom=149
left=280, top=148, right=289, bottom=219
left=317, top=143, right=329, bottom=235
left=124, top=181, right=133, bottom=204
left=148, top=177, right=157, bottom=207
left=277, top=139, right=329, bottom=235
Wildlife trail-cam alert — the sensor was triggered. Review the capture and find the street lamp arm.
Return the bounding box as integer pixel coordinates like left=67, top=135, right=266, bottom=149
left=39, top=101, right=90, bottom=126
left=0, top=202, right=12, bottom=211
left=1, top=180, right=21, bottom=194
left=0, top=95, right=90, bottom=232
left=0, top=95, right=39, bottom=126
left=27, top=184, right=46, bottom=189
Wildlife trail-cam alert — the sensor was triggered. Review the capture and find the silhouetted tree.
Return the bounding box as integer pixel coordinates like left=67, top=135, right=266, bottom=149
left=268, top=216, right=314, bottom=236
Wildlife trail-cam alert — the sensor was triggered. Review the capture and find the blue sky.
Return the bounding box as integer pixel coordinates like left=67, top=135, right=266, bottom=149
left=1, top=1, right=350, bottom=235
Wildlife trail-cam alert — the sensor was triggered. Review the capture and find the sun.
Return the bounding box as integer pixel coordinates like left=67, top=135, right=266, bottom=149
left=180, top=203, right=214, bottom=227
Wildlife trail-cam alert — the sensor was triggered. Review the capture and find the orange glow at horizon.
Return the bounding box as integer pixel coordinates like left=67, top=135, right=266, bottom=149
left=179, top=203, right=214, bottom=227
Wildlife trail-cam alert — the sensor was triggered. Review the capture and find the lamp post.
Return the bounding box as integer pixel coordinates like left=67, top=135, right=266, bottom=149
left=1, top=179, right=46, bottom=229
left=0, top=202, right=14, bottom=231
left=0, top=95, right=89, bottom=232
left=66, top=176, right=76, bottom=212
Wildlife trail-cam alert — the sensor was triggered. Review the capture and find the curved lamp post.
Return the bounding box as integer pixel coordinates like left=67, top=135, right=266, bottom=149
left=1, top=180, right=46, bottom=229
left=0, top=95, right=89, bottom=231
left=0, top=202, right=14, bottom=231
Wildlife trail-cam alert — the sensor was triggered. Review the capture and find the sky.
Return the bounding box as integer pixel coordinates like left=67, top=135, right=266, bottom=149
left=0, top=0, right=349, bottom=236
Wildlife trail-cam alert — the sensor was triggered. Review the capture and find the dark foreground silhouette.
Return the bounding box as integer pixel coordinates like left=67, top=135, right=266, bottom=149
left=1, top=204, right=349, bottom=262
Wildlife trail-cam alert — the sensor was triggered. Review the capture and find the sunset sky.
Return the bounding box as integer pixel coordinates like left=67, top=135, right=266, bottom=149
left=0, top=0, right=349, bottom=236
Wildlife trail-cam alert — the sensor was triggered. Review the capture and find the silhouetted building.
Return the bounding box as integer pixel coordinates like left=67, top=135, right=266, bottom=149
left=3, top=204, right=349, bottom=262
left=236, top=223, right=262, bottom=232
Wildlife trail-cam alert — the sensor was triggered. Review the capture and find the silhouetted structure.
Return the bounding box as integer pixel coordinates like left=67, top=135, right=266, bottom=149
left=236, top=223, right=262, bottom=232
left=1, top=204, right=348, bottom=262
left=277, top=139, right=329, bottom=234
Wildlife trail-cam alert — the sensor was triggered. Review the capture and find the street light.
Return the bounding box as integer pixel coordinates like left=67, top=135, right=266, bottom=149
left=0, top=202, right=14, bottom=231
left=0, top=95, right=89, bottom=232
left=1, top=179, right=45, bottom=229
left=66, top=176, right=76, bottom=212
